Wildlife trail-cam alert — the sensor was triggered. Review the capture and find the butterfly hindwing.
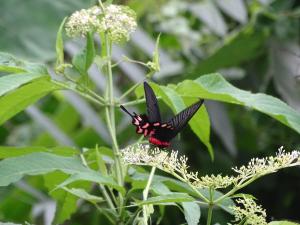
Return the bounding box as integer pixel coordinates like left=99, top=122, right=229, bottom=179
left=144, top=82, right=161, bottom=123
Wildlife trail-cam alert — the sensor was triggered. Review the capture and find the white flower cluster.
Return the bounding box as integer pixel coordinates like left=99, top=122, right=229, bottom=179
left=233, top=146, right=300, bottom=183
left=98, top=4, right=137, bottom=43
left=65, top=6, right=102, bottom=37
left=194, top=174, right=237, bottom=189
left=121, top=145, right=300, bottom=191
left=65, top=4, right=137, bottom=43
left=230, top=197, right=267, bottom=225
left=120, top=144, right=235, bottom=189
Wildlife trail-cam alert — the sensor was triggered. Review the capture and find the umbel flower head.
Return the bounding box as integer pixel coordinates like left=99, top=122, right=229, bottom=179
left=65, top=4, right=137, bottom=43
left=230, top=197, right=267, bottom=225
left=121, top=145, right=300, bottom=190
left=120, top=144, right=236, bottom=189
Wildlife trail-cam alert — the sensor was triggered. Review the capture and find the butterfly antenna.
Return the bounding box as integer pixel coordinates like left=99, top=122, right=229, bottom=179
left=120, top=105, right=134, bottom=117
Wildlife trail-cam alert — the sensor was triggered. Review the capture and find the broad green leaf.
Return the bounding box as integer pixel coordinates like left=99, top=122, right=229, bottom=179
left=0, top=76, right=61, bottom=125
left=44, top=171, right=79, bottom=224
left=268, top=222, right=300, bottom=225
left=0, top=152, right=113, bottom=187
left=176, top=73, right=300, bottom=134
left=183, top=97, right=213, bottom=159
left=137, top=193, right=194, bottom=205
left=189, top=25, right=270, bottom=76
left=95, top=146, right=108, bottom=176
left=72, top=32, right=95, bottom=82
left=63, top=187, right=104, bottom=203
left=0, top=73, right=44, bottom=96
left=0, top=52, right=48, bottom=74
left=151, top=182, right=172, bottom=195
left=181, top=202, right=201, bottom=225
left=0, top=146, right=78, bottom=159
left=55, top=17, right=67, bottom=68
left=56, top=171, right=125, bottom=194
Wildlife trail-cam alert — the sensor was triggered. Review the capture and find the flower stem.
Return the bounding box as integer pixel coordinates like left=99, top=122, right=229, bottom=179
left=119, top=82, right=142, bottom=101
left=206, top=188, right=214, bottom=225
left=142, top=166, right=156, bottom=225
left=206, top=204, right=213, bottom=225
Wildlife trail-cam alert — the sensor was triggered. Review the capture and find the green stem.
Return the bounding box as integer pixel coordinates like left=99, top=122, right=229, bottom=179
left=52, top=80, right=105, bottom=106
left=119, top=82, right=142, bottom=101
left=103, top=32, right=124, bottom=222
left=206, top=204, right=213, bottom=225
left=99, top=185, right=117, bottom=211
left=142, top=166, right=156, bottom=225
left=206, top=188, right=214, bottom=225
left=79, top=150, right=117, bottom=214
left=214, top=175, right=259, bottom=204
left=169, top=171, right=209, bottom=203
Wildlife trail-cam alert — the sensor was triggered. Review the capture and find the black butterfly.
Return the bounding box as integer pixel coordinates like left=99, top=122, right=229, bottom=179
left=120, top=82, right=204, bottom=148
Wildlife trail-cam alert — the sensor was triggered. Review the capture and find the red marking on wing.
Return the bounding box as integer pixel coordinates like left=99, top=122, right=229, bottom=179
left=136, top=127, right=143, bottom=134
left=143, top=129, right=149, bottom=136
left=142, top=123, right=150, bottom=129
left=149, top=137, right=170, bottom=148
left=133, top=118, right=139, bottom=125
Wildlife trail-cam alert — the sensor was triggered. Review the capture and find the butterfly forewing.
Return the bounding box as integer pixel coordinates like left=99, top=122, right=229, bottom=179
left=167, top=99, right=204, bottom=138
left=144, top=82, right=161, bottom=123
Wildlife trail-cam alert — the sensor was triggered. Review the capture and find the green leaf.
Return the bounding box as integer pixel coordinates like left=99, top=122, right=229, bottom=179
left=137, top=193, right=195, bottom=205
left=95, top=146, right=108, bottom=176
left=189, top=25, right=270, bottom=76
left=0, top=152, right=111, bottom=187
left=0, top=76, right=60, bottom=125
left=176, top=73, right=300, bottom=134
left=72, top=32, right=95, bottom=82
left=55, top=17, right=67, bottom=69
left=63, top=187, right=104, bottom=203
left=151, top=182, right=172, bottom=195
left=0, top=146, right=78, bottom=159
left=85, top=32, right=96, bottom=71
left=0, top=73, right=43, bottom=96
left=268, top=221, right=300, bottom=225
left=56, top=171, right=125, bottom=194
left=181, top=202, right=201, bottom=225
left=0, top=52, right=48, bottom=74
left=44, top=171, right=79, bottom=224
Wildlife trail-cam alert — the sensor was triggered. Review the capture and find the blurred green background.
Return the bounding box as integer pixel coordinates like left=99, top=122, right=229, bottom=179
left=0, top=0, right=300, bottom=224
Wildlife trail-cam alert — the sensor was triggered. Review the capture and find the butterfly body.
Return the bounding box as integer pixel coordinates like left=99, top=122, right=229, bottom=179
left=120, top=82, right=204, bottom=148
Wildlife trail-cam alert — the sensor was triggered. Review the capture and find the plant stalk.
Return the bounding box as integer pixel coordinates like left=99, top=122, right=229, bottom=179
left=142, top=166, right=156, bottom=225
left=206, top=188, right=214, bottom=225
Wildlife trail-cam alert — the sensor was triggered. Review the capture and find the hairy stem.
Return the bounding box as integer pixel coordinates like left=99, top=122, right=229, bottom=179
left=142, top=166, right=156, bottom=225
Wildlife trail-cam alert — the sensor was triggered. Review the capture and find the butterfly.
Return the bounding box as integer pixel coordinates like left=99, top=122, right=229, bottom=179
left=120, top=82, right=204, bottom=148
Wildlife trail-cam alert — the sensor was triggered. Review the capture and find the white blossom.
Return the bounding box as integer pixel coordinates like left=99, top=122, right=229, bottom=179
left=230, top=197, right=267, bottom=225
left=65, top=4, right=137, bottom=43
